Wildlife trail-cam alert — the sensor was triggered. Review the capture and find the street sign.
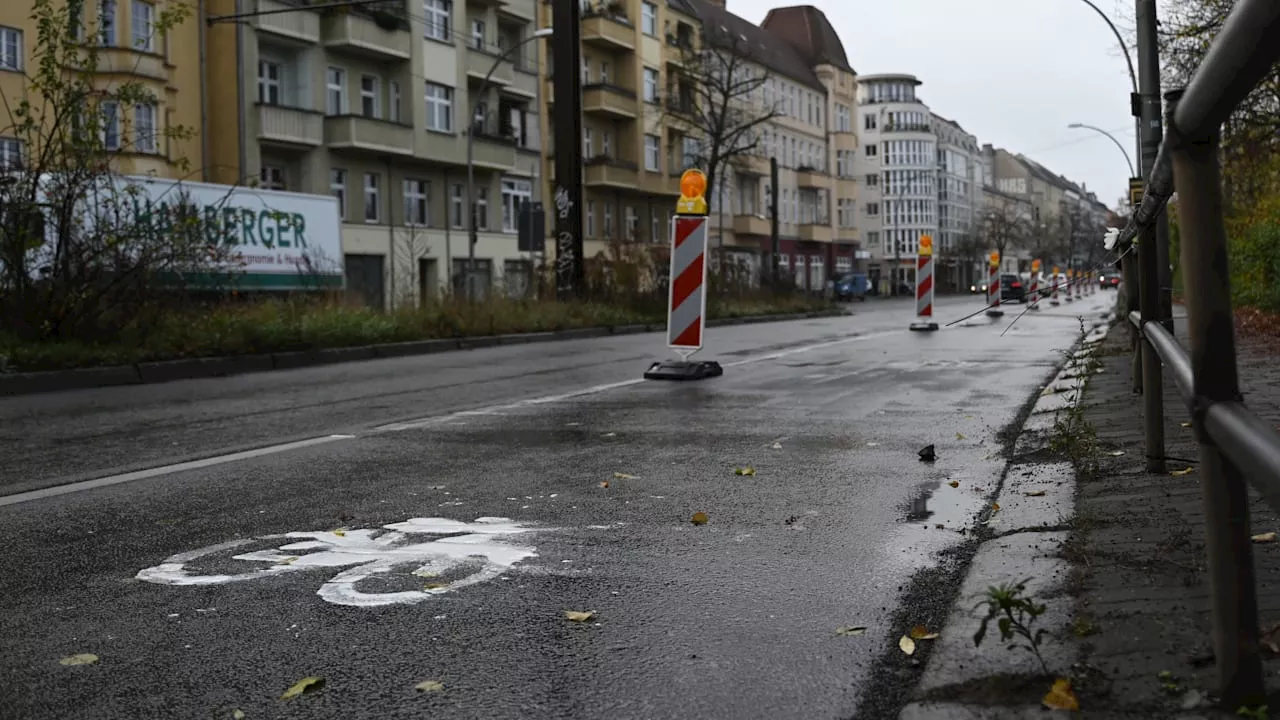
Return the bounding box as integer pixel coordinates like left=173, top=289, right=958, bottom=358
left=1129, top=177, right=1145, bottom=206
left=517, top=200, right=544, bottom=253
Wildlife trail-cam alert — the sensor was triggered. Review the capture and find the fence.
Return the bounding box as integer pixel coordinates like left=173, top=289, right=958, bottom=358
left=1111, top=0, right=1280, bottom=707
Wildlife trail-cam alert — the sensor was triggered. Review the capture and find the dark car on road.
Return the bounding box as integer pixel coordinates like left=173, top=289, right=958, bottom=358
left=1000, top=273, right=1027, bottom=303
left=1099, top=271, right=1121, bottom=289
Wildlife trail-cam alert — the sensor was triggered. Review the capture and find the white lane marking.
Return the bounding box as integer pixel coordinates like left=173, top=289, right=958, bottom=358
left=136, top=517, right=540, bottom=607
left=0, top=435, right=354, bottom=508
left=376, top=329, right=904, bottom=432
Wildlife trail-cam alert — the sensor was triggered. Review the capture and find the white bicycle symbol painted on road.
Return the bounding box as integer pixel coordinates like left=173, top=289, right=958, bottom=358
left=136, top=517, right=540, bottom=607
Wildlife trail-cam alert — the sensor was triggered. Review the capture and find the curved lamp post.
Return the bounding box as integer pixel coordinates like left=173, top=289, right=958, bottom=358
left=465, top=26, right=554, bottom=299
left=1067, top=122, right=1136, bottom=178
left=1071, top=0, right=1142, bottom=177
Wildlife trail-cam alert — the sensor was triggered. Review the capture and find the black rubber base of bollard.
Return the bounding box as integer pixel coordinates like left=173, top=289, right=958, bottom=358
left=909, top=322, right=939, bottom=332
left=643, top=360, right=724, bottom=381
left=986, top=309, right=1006, bottom=318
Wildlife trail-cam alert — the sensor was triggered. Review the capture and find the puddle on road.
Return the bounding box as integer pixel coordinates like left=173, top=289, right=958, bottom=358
left=904, top=479, right=986, bottom=532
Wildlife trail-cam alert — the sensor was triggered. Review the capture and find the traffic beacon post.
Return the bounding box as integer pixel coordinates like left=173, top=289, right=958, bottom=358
left=643, top=169, right=724, bottom=381
left=985, top=252, right=1004, bottom=318
left=909, top=234, right=938, bottom=332
left=1028, top=258, right=1041, bottom=311
left=1050, top=265, right=1061, bottom=306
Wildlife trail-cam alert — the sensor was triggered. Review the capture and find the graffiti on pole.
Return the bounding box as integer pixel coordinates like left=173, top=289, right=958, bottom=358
left=554, top=185, right=576, bottom=295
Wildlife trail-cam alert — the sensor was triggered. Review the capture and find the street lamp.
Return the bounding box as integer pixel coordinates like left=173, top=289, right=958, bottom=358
left=1070, top=0, right=1142, bottom=178
left=465, top=26, right=554, bottom=299
left=1067, top=122, right=1136, bottom=178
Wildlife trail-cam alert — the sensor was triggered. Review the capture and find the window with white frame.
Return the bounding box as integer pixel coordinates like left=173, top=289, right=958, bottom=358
left=260, top=165, right=285, bottom=190
left=643, top=67, right=658, bottom=102
left=131, top=0, right=153, bottom=51
left=360, top=74, right=380, bottom=118
left=257, top=60, right=281, bottom=105
left=424, top=0, right=450, bottom=41
left=641, top=1, right=657, bottom=35
left=363, top=173, right=380, bottom=223
left=330, top=169, right=347, bottom=219
left=471, top=19, right=484, bottom=50
left=389, top=81, right=401, bottom=122
left=425, top=82, right=453, bottom=131
left=100, top=101, right=119, bottom=149
left=0, top=27, right=21, bottom=71
left=99, top=0, right=117, bottom=45
left=624, top=206, right=637, bottom=240
left=501, top=178, right=532, bottom=232
left=866, top=172, right=878, bottom=186
left=865, top=202, right=879, bottom=217
left=603, top=204, right=613, bottom=238
left=325, top=67, right=346, bottom=115
left=583, top=127, right=593, bottom=156
left=585, top=200, right=595, bottom=237
left=0, top=138, right=22, bottom=170
left=865, top=143, right=877, bottom=157
left=644, top=134, right=659, bottom=171
left=602, top=131, right=611, bottom=157
left=134, top=103, right=156, bottom=153
left=403, top=178, right=428, bottom=225
left=651, top=207, right=660, bottom=242
left=474, top=187, right=488, bottom=230
left=450, top=183, right=464, bottom=228
left=599, top=60, right=609, bottom=84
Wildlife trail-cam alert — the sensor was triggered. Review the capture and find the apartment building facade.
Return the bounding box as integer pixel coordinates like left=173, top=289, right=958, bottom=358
left=932, top=114, right=981, bottom=291
left=852, top=73, right=938, bottom=294
left=0, top=0, right=205, bottom=176
left=205, top=0, right=547, bottom=309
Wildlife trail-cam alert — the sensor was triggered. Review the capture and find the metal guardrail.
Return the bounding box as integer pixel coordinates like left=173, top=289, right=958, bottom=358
left=1115, top=0, right=1280, bottom=707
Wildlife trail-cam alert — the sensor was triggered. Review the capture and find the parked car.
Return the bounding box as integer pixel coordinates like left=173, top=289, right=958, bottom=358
left=834, top=273, right=869, bottom=301
left=1099, top=271, right=1122, bottom=289
left=1000, top=273, right=1027, bottom=303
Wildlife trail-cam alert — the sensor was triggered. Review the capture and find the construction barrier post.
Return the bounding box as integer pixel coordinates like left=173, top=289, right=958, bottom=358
left=1050, top=265, right=1060, bottom=306
left=910, top=234, right=939, bottom=331
left=1028, top=258, right=1041, bottom=311
left=1065, top=268, right=1075, bottom=303
left=1075, top=268, right=1084, bottom=300
left=643, top=169, right=723, bottom=381
left=985, top=251, right=1004, bottom=317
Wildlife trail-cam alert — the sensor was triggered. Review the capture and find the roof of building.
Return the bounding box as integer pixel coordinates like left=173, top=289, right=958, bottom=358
left=857, top=73, right=921, bottom=85
left=759, top=5, right=854, bottom=73
left=667, top=0, right=697, bottom=18
left=684, top=0, right=825, bottom=90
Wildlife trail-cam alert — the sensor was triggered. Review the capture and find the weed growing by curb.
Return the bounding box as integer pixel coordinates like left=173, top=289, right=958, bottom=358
left=973, top=580, right=1051, bottom=674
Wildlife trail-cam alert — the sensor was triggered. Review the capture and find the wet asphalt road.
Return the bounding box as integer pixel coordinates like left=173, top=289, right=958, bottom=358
left=0, top=294, right=1114, bottom=720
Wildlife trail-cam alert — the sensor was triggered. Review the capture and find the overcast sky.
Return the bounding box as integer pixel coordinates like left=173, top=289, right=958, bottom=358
left=729, top=0, right=1139, bottom=209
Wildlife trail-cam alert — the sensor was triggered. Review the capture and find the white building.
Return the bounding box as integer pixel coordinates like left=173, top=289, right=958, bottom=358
left=852, top=73, right=937, bottom=294
left=932, top=115, right=982, bottom=291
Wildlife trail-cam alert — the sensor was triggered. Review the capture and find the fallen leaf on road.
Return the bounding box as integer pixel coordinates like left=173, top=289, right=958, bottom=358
left=58, top=654, right=98, bottom=666
left=424, top=582, right=448, bottom=590
left=909, top=625, right=940, bottom=640
left=1171, top=467, right=1195, bottom=477
left=598, top=481, right=610, bottom=489
left=955, top=433, right=966, bottom=440
left=1025, top=490, right=1047, bottom=497
left=948, top=480, right=960, bottom=488
left=1041, top=387, right=1055, bottom=396
left=564, top=610, right=595, bottom=622
left=613, top=472, right=637, bottom=480
left=836, top=626, right=866, bottom=636
left=331, top=529, right=346, bottom=537
left=898, top=636, right=916, bottom=655
left=1252, top=532, right=1277, bottom=544
left=414, top=680, right=444, bottom=693
left=1042, top=677, right=1080, bottom=710
left=278, top=556, right=298, bottom=565
left=691, top=512, right=709, bottom=526
left=1181, top=422, right=1192, bottom=428
left=280, top=676, right=325, bottom=700
left=602, top=432, right=617, bottom=438
left=991, top=503, right=1001, bottom=512
left=771, top=442, right=783, bottom=450
left=232, top=711, right=245, bottom=720
left=734, top=467, right=756, bottom=476
left=1109, top=450, right=1125, bottom=457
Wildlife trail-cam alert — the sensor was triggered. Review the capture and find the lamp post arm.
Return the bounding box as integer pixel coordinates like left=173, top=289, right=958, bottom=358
left=1074, top=0, right=1139, bottom=96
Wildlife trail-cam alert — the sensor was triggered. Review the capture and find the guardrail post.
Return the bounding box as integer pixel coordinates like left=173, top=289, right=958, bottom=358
left=1167, top=87, right=1265, bottom=709
left=1123, top=254, right=1142, bottom=394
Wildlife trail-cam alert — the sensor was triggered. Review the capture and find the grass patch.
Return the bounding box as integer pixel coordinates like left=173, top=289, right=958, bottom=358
left=0, top=292, right=836, bottom=372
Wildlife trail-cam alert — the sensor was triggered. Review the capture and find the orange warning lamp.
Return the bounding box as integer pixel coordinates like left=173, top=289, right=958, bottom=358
left=918, top=234, right=932, bottom=256
left=989, top=251, right=1000, bottom=267
left=676, top=169, right=708, bottom=216
left=1032, top=259, right=1041, bottom=272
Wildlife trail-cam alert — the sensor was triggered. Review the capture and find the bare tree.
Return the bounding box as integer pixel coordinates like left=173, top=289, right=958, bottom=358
left=976, top=197, right=1032, bottom=269
left=390, top=225, right=431, bottom=308
left=943, top=230, right=986, bottom=291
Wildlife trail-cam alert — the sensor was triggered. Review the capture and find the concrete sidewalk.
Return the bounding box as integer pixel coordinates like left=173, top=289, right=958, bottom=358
left=900, top=311, right=1280, bottom=717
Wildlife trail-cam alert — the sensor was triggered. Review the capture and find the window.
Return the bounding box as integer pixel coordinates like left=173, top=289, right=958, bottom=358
left=644, top=134, right=659, bottom=171
left=651, top=208, right=660, bottom=242
left=260, top=166, right=285, bottom=190
left=424, top=0, right=451, bottom=41
left=99, top=0, right=117, bottom=45
left=131, top=0, right=153, bottom=51
left=865, top=144, right=877, bottom=157
left=863, top=113, right=876, bottom=131
left=603, top=204, right=613, bottom=239
left=474, top=186, right=489, bottom=230
left=602, top=131, right=611, bottom=157
left=134, top=103, right=156, bottom=153
left=624, top=206, right=637, bottom=240
left=359, top=75, right=380, bottom=118
left=583, top=127, right=593, bottom=157
left=643, top=67, right=658, bottom=102
left=257, top=60, right=281, bottom=105
left=0, top=138, right=22, bottom=170
left=425, top=82, right=453, bottom=131
left=586, top=200, right=595, bottom=237
left=471, top=19, right=484, bottom=50
left=330, top=169, right=347, bottom=220
left=325, top=67, right=346, bottom=115
left=866, top=173, right=878, bottom=186
left=865, top=202, right=879, bottom=217
left=363, top=173, right=380, bottom=223
left=450, top=184, right=464, bottom=228
left=641, top=1, right=657, bottom=35
left=0, top=27, right=21, bottom=71
left=389, top=81, right=401, bottom=122
left=100, top=101, right=120, bottom=150
left=599, top=61, right=609, bottom=84
left=501, top=178, right=532, bottom=232
left=403, top=179, right=428, bottom=225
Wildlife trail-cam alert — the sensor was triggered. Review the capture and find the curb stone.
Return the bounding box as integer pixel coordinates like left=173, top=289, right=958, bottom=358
left=0, top=309, right=845, bottom=397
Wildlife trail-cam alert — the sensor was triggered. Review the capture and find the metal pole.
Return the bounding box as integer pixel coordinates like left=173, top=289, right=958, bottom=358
left=1136, top=0, right=1173, bottom=330
left=552, top=0, right=584, bottom=301
left=1167, top=88, right=1265, bottom=710
left=769, top=157, right=779, bottom=286
left=1135, top=0, right=1164, bottom=469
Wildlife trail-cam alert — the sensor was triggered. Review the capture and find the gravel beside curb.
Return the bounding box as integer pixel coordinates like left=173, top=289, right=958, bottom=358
left=0, top=309, right=844, bottom=397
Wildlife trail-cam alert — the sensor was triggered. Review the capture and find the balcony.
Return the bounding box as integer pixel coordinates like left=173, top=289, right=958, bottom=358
left=469, top=125, right=520, bottom=171
left=465, top=46, right=514, bottom=86
left=583, top=84, right=637, bottom=119
left=584, top=156, right=639, bottom=188
left=883, top=123, right=932, bottom=133
left=795, top=167, right=826, bottom=187
left=582, top=13, right=635, bottom=50
left=733, top=215, right=770, bottom=236
left=257, top=104, right=323, bottom=147
left=253, top=0, right=320, bottom=43
left=797, top=224, right=833, bottom=243
left=323, top=115, right=414, bottom=156
left=322, top=12, right=411, bottom=60
left=96, top=48, right=167, bottom=81
left=735, top=154, right=769, bottom=176
left=638, top=171, right=679, bottom=196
